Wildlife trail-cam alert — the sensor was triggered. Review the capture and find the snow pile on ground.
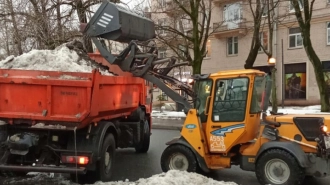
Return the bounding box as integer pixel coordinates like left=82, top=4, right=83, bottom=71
left=152, top=110, right=186, bottom=118
left=0, top=40, right=114, bottom=76
left=91, top=170, right=237, bottom=185
left=151, top=105, right=324, bottom=119
left=6, top=171, right=237, bottom=185
left=6, top=172, right=71, bottom=185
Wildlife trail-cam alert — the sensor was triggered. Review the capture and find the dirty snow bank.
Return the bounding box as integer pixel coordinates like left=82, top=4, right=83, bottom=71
left=6, top=172, right=71, bottom=185
left=0, top=40, right=114, bottom=76
left=6, top=170, right=237, bottom=185
left=91, top=170, right=237, bottom=185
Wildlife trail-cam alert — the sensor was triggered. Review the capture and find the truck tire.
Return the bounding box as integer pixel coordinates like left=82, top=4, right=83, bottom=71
left=135, top=120, right=150, bottom=153
left=255, top=149, right=305, bottom=185
left=160, top=144, right=198, bottom=173
left=98, top=133, right=116, bottom=182
left=71, top=133, right=116, bottom=183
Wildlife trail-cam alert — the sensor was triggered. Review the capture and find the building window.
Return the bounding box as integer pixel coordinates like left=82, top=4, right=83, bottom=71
left=289, top=27, right=303, bottom=48
left=262, top=0, right=268, bottom=17
left=227, top=37, right=238, bottom=55
left=158, top=18, right=167, bottom=35
left=327, top=22, right=330, bottom=45
left=158, top=0, right=166, bottom=7
left=289, top=0, right=303, bottom=12
left=223, top=3, right=243, bottom=23
left=284, top=63, right=306, bottom=100
left=178, top=45, right=186, bottom=58
left=259, top=32, right=268, bottom=52
left=206, top=40, right=211, bottom=57
left=322, top=61, right=330, bottom=95
left=159, top=50, right=166, bottom=58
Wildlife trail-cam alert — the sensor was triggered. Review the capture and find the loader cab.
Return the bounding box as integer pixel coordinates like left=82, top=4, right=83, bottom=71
left=194, top=70, right=267, bottom=153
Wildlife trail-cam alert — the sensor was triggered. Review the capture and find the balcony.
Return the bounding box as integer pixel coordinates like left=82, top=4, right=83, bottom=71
left=212, top=0, right=247, bottom=6
left=212, top=19, right=247, bottom=38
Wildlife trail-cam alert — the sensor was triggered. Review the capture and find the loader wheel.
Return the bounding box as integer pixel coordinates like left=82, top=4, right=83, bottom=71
left=161, top=144, right=198, bottom=173
left=256, top=149, right=305, bottom=185
left=135, top=120, right=150, bottom=153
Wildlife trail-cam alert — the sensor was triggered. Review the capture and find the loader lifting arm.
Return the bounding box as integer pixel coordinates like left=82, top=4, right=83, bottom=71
left=82, top=1, right=194, bottom=112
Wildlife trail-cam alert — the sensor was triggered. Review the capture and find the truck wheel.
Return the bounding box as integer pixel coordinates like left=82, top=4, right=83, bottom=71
left=98, top=133, right=115, bottom=182
left=160, top=144, right=198, bottom=173
left=135, top=120, right=150, bottom=153
left=255, top=149, right=305, bottom=185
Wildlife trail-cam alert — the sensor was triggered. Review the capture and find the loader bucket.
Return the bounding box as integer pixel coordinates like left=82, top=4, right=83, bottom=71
left=83, top=1, right=156, bottom=43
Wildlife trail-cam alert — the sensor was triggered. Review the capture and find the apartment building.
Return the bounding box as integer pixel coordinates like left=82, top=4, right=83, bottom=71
left=150, top=0, right=193, bottom=107
left=206, top=0, right=330, bottom=105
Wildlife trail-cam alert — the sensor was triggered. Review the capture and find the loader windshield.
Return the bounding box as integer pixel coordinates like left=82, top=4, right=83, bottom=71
left=250, top=76, right=266, bottom=113
left=195, top=79, right=213, bottom=123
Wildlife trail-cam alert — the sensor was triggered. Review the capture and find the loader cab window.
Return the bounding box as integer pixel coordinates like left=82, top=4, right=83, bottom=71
left=250, top=76, right=266, bottom=113
left=195, top=79, right=213, bottom=123
left=212, top=78, right=249, bottom=122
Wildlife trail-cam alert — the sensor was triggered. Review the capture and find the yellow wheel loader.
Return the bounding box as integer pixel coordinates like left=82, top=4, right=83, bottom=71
left=82, top=2, right=330, bottom=185
left=160, top=70, right=330, bottom=185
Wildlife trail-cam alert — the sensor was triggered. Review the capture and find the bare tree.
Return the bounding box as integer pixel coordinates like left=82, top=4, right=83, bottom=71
left=5, top=0, right=23, bottom=55
left=244, top=0, right=264, bottom=69
left=151, top=0, right=213, bottom=75
left=291, top=0, right=330, bottom=112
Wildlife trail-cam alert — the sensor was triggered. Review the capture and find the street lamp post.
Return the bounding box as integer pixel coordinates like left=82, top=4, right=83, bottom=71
left=268, top=57, right=278, bottom=113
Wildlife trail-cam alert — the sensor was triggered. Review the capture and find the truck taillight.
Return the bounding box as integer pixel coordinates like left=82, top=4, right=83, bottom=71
left=61, top=156, right=89, bottom=165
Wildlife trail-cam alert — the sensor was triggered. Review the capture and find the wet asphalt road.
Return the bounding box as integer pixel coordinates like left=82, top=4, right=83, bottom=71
left=0, top=129, right=329, bottom=185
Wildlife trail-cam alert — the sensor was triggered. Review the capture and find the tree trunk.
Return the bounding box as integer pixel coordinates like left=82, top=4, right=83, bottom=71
left=192, top=58, right=202, bottom=75
left=244, top=42, right=261, bottom=69
left=56, top=0, right=63, bottom=45
left=76, top=0, right=93, bottom=53
left=302, top=30, right=330, bottom=111
left=6, top=0, right=23, bottom=55
left=271, top=67, right=278, bottom=113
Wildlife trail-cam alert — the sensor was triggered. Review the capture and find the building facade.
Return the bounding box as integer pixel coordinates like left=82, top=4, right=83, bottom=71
left=150, top=0, right=193, bottom=107
left=205, top=0, right=330, bottom=105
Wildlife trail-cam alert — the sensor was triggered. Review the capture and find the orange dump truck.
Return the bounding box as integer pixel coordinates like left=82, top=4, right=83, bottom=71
left=0, top=53, right=153, bottom=183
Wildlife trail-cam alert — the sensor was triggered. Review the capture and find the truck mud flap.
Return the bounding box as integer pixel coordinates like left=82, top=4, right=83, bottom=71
left=0, top=165, right=86, bottom=174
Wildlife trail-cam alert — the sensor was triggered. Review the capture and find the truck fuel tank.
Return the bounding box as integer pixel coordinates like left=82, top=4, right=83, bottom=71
left=84, top=1, right=155, bottom=43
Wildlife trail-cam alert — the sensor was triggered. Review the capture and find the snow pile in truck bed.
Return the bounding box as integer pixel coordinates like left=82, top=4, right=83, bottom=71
left=0, top=40, right=114, bottom=76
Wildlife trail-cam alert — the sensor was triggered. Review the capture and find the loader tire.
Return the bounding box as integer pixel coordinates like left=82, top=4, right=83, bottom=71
left=161, top=144, right=198, bottom=173
left=135, top=120, right=150, bottom=153
left=256, top=149, right=305, bottom=185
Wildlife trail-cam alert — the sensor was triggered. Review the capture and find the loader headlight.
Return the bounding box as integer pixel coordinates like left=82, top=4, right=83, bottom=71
left=321, top=125, right=328, bottom=133
left=188, top=78, right=194, bottom=85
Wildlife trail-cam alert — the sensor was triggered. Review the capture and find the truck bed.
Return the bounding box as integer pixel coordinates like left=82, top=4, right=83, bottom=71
left=0, top=68, right=145, bottom=129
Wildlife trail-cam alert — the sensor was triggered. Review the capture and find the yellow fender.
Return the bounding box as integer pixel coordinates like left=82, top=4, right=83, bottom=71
left=165, top=109, right=210, bottom=173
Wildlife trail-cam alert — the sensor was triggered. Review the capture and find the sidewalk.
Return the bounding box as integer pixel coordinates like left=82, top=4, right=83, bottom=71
left=151, top=105, right=324, bottom=130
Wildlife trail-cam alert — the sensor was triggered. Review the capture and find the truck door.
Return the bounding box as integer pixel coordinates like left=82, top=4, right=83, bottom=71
left=205, top=77, right=250, bottom=153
